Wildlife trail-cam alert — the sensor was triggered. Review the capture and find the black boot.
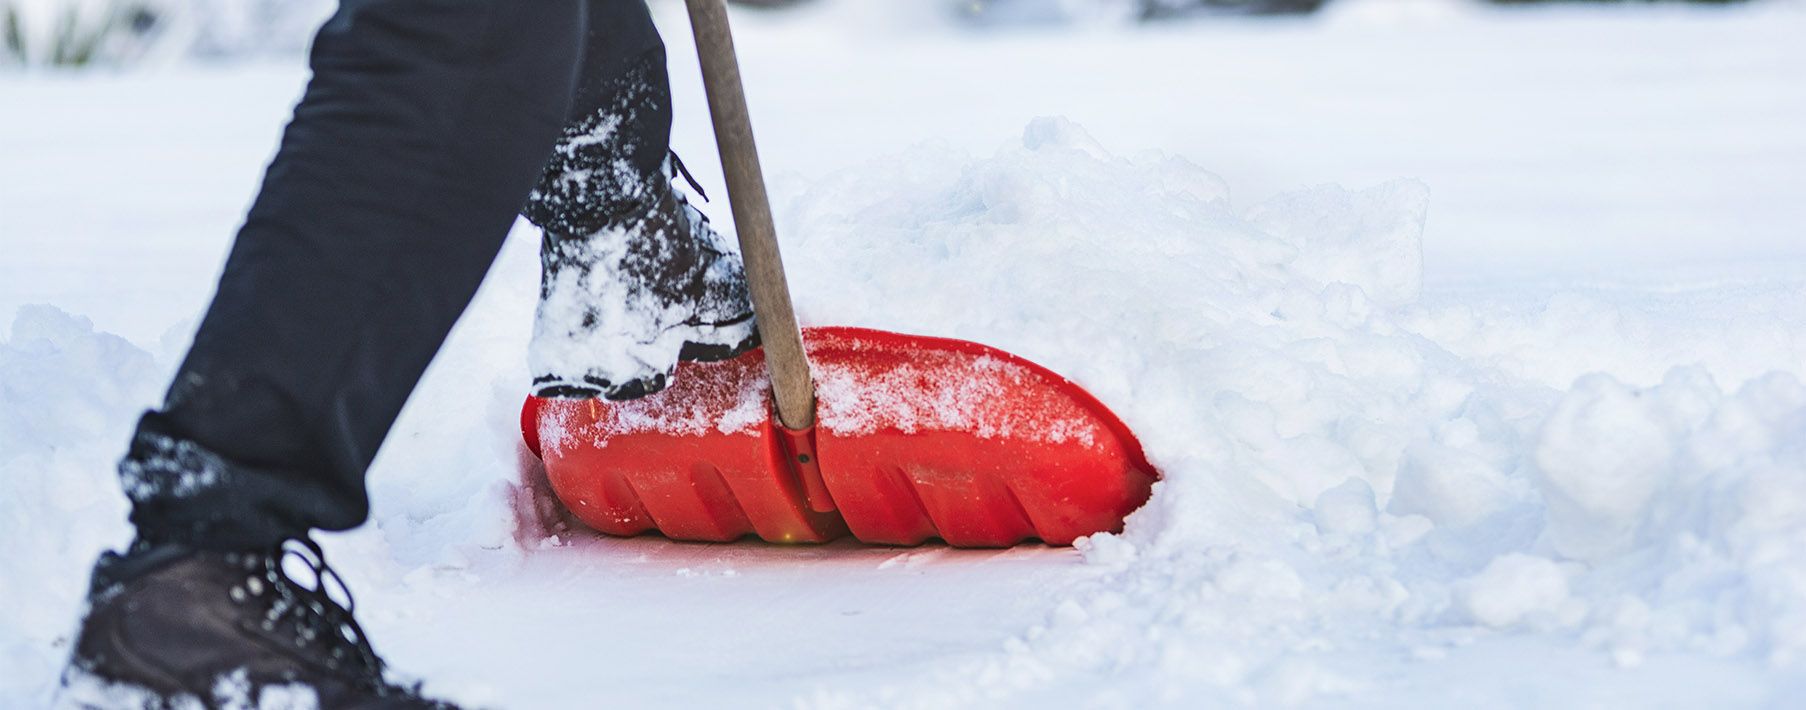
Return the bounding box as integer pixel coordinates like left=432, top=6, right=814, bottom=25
left=60, top=539, right=453, bottom=709
left=529, top=152, right=759, bottom=401
left=522, top=28, right=758, bottom=402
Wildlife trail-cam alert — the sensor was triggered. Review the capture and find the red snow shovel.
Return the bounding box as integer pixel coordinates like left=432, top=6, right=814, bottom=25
left=520, top=0, right=1156, bottom=547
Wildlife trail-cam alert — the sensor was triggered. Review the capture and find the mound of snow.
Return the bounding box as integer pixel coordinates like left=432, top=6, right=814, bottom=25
left=4, top=115, right=1804, bottom=706
left=1456, top=553, right=1576, bottom=630
left=0, top=306, right=154, bottom=703
left=781, top=119, right=1806, bottom=705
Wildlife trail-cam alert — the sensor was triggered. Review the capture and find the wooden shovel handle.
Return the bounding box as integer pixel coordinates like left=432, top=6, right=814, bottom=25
left=684, top=0, right=815, bottom=430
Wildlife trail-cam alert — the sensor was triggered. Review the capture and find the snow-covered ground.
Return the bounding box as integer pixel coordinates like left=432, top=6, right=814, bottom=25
left=4, top=1, right=1806, bottom=707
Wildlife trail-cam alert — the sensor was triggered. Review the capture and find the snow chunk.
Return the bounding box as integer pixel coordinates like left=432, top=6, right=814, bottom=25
left=1457, top=554, right=1574, bottom=629
left=1313, top=478, right=1378, bottom=537
left=1389, top=441, right=1514, bottom=529
left=1534, top=371, right=1699, bottom=562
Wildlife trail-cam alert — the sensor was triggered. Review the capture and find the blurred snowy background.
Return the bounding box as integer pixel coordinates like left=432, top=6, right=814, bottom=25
left=1, top=0, right=330, bottom=67
left=0, top=0, right=1777, bottom=68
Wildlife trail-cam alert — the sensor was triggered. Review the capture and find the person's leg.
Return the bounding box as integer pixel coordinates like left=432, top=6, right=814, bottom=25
left=67, top=1, right=584, bottom=705
left=123, top=0, right=585, bottom=551
left=526, top=0, right=673, bottom=236
left=524, top=0, right=759, bottom=401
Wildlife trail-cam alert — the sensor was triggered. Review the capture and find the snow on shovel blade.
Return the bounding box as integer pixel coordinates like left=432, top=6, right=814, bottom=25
left=522, top=327, right=1157, bottom=547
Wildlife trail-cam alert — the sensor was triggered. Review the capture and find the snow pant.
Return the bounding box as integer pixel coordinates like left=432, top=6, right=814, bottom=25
left=120, top=0, right=674, bottom=550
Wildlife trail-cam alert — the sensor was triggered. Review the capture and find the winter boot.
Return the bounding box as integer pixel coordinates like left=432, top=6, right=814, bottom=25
left=526, top=152, right=759, bottom=401
left=522, top=32, right=757, bottom=402
left=60, top=539, right=453, bottom=709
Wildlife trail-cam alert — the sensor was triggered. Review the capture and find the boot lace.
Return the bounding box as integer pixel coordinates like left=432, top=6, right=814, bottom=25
left=229, top=539, right=385, bottom=685
left=667, top=150, right=709, bottom=204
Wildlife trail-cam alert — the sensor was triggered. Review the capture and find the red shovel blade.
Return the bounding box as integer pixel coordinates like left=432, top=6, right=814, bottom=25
left=522, top=327, right=1156, bottom=547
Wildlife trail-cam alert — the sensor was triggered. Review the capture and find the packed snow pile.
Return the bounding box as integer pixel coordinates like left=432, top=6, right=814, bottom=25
left=0, top=307, right=154, bottom=699
left=771, top=118, right=1806, bottom=706
left=4, top=110, right=1805, bottom=705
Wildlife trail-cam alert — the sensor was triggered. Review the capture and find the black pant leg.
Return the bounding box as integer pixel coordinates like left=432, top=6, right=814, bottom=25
left=122, top=0, right=586, bottom=550
left=524, top=0, right=674, bottom=235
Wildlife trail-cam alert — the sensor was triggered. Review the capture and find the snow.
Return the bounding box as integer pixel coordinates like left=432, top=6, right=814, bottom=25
left=1455, top=553, right=1575, bottom=630
left=813, top=346, right=1103, bottom=445
left=60, top=663, right=323, bottom=710
left=5, top=1, right=1806, bottom=707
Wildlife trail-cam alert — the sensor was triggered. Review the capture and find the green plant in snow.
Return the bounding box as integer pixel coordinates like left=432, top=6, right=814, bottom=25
left=2, top=0, right=162, bottom=68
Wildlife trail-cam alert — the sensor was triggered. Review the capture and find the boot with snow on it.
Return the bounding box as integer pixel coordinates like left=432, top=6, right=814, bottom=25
left=522, top=17, right=757, bottom=402
left=60, top=539, right=453, bottom=710
left=527, top=151, right=759, bottom=401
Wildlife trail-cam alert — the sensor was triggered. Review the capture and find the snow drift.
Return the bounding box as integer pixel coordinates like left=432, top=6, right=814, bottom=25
left=4, top=117, right=1805, bottom=706
left=781, top=118, right=1806, bottom=706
